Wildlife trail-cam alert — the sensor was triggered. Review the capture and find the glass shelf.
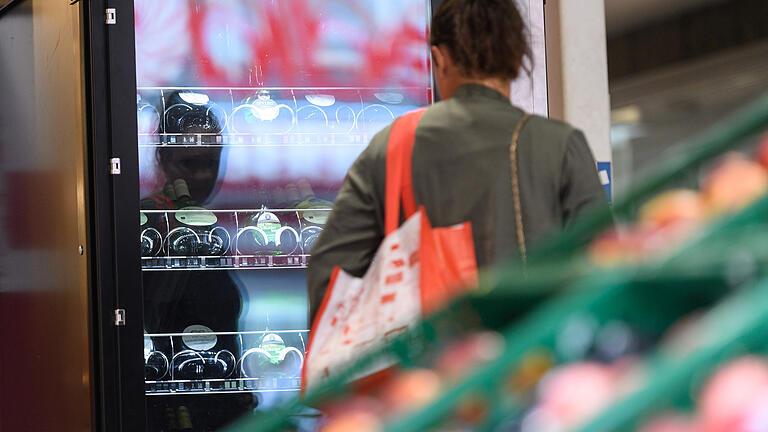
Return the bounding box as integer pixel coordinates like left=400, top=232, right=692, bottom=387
left=144, top=330, right=308, bottom=396
left=145, top=377, right=300, bottom=395
left=140, top=208, right=327, bottom=271
left=142, top=254, right=308, bottom=271
left=136, top=86, right=430, bottom=91
left=138, top=132, right=370, bottom=148
left=136, top=87, right=426, bottom=142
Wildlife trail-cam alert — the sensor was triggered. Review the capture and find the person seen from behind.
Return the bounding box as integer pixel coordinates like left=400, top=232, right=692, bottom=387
left=306, top=0, right=609, bottom=323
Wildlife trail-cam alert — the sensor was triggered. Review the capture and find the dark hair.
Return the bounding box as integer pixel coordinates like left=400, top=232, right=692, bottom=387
left=430, top=0, right=530, bottom=80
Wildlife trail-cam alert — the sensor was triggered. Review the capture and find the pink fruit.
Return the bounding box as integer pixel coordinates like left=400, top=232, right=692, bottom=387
left=698, top=356, right=768, bottom=432
left=322, top=396, right=382, bottom=417
left=703, top=154, right=768, bottom=213
left=381, top=369, right=442, bottom=416
left=537, top=362, right=617, bottom=429
left=589, top=226, right=644, bottom=266
left=640, top=413, right=697, bottom=432
left=638, top=189, right=706, bottom=229
left=320, top=410, right=382, bottom=432
left=741, top=387, right=768, bottom=432
left=434, top=332, right=504, bottom=382
left=589, top=221, right=697, bottom=267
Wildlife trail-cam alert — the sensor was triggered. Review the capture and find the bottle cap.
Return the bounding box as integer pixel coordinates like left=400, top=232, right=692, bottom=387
left=297, top=178, right=315, bottom=201
left=173, top=179, right=192, bottom=200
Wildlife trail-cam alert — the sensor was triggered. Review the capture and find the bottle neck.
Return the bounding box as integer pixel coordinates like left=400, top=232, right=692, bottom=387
left=172, top=179, right=196, bottom=207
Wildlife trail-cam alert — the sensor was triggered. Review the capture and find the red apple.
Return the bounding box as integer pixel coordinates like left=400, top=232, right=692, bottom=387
left=703, top=153, right=768, bottom=214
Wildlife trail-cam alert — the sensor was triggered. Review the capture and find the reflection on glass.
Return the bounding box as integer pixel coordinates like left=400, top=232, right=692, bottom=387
left=134, top=0, right=433, bottom=428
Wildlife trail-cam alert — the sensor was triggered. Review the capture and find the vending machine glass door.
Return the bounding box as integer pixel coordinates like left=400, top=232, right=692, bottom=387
left=132, top=1, right=434, bottom=430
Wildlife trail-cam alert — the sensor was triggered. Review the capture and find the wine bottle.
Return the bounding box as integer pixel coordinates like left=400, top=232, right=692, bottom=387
left=177, top=406, right=193, bottom=432
left=140, top=213, right=163, bottom=257
left=251, top=211, right=299, bottom=256
left=163, top=91, right=222, bottom=139
left=171, top=325, right=237, bottom=381
left=144, top=334, right=170, bottom=381
left=165, top=179, right=230, bottom=257
left=230, top=90, right=292, bottom=134
left=171, top=349, right=236, bottom=381
left=163, top=406, right=180, bottom=432
left=238, top=185, right=299, bottom=255
left=295, top=179, right=332, bottom=253
left=239, top=333, right=304, bottom=379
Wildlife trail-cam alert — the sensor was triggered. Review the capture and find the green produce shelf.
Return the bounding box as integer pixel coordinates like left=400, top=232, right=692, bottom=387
left=225, top=92, right=768, bottom=432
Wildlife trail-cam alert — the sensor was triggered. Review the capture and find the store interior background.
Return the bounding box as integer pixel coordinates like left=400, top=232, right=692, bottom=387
left=604, top=0, right=768, bottom=194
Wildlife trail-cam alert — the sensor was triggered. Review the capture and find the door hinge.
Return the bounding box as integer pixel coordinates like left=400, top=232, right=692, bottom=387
left=110, top=157, right=121, bottom=175
left=114, top=309, right=126, bottom=326
left=106, top=8, right=117, bottom=25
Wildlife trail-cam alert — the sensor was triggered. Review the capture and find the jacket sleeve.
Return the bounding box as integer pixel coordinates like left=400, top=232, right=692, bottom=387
left=559, top=129, right=611, bottom=227
left=305, top=131, right=388, bottom=325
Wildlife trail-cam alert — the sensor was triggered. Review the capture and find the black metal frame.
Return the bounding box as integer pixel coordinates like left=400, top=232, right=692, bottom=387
left=82, top=0, right=452, bottom=430
left=84, top=0, right=144, bottom=430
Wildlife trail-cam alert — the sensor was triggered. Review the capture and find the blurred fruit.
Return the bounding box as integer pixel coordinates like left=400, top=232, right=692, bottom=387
left=510, top=350, right=556, bottom=392
left=754, top=132, right=768, bottom=169
left=434, top=332, right=504, bottom=382
left=454, top=394, right=490, bottom=425
left=703, top=154, right=768, bottom=214
left=323, top=396, right=381, bottom=416
left=320, top=410, right=382, bottom=432
left=588, top=226, right=645, bottom=266
left=660, top=311, right=706, bottom=358
left=589, top=222, right=696, bottom=267
left=698, top=356, right=768, bottom=432
left=741, top=387, right=768, bottom=432
left=381, top=369, right=442, bottom=416
left=537, top=362, right=617, bottom=429
left=320, top=397, right=383, bottom=432
left=638, top=189, right=706, bottom=228
left=640, top=413, right=697, bottom=432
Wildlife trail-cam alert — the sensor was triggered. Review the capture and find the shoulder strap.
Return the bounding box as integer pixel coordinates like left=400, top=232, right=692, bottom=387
left=384, top=108, right=427, bottom=235
left=510, top=114, right=531, bottom=265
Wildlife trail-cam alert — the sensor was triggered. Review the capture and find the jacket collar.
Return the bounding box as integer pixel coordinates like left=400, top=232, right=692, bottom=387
left=452, top=83, right=510, bottom=104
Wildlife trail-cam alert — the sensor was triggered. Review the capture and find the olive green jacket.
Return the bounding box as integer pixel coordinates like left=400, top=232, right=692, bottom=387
left=307, top=84, right=608, bottom=323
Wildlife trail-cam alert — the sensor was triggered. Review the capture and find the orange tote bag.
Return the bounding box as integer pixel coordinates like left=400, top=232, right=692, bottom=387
left=302, top=109, right=478, bottom=391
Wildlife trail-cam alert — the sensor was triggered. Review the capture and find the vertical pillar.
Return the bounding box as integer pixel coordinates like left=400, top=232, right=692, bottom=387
left=546, top=0, right=613, bottom=196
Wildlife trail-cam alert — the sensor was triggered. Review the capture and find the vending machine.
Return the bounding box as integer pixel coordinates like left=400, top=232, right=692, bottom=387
left=0, top=0, right=549, bottom=430
left=96, top=0, right=437, bottom=430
